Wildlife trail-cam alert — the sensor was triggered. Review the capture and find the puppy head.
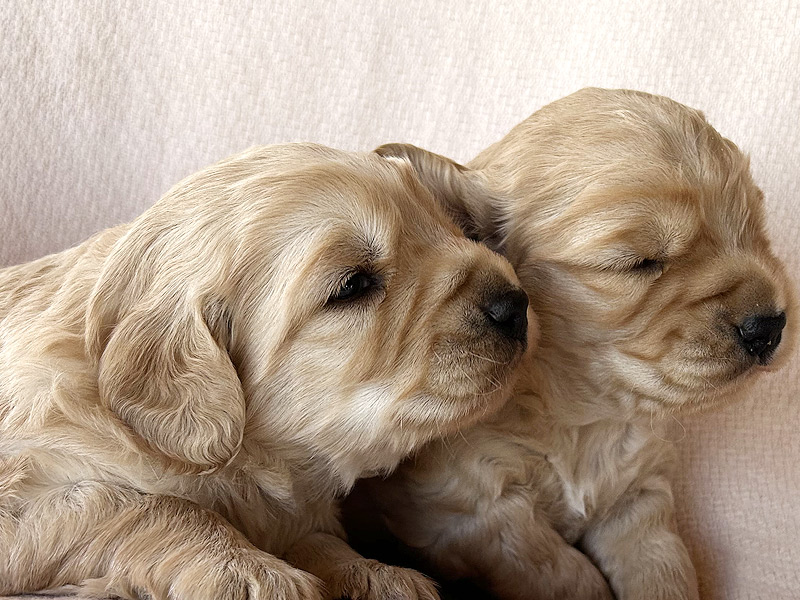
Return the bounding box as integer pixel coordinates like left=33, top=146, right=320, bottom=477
left=475, top=88, right=794, bottom=414
left=383, top=89, right=793, bottom=416
left=86, top=144, right=531, bottom=478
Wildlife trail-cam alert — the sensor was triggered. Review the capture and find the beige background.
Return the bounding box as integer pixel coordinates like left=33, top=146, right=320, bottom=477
left=2, top=1, right=798, bottom=598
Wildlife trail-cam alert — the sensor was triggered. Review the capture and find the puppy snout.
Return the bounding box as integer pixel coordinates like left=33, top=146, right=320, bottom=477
left=483, top=287, right=529, bottom=344
left=737, top=312, right=786, bottom=362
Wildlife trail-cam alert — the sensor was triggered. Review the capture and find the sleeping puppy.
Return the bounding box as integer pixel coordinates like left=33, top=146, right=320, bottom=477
left=0, top=143, right=532, bottom=600
left=351, top=88, right=795, bottom=600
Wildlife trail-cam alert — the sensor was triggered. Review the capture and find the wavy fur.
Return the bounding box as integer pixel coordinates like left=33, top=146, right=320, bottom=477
left=0, top=143, right=531, bottom=599
left=352, top=88, right=795, bottom=600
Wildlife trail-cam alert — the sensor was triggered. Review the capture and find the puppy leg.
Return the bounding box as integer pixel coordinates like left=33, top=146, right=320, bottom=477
left=358, top=474, right=612, bottom=600
left=0, top=481, right=323, bottom=600
left=582, top=483, right=699, bottom=600
left=285, top=531, right=439, bottom=600
left=421, top=494, right=612, bottom=600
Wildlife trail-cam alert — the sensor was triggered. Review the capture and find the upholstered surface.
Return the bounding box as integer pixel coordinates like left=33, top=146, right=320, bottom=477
left=2, top=1, right=798, bottom=598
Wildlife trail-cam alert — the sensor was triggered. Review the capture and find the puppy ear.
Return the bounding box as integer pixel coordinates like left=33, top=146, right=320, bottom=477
left=375, top=143, right=505, bottom=251
left=86, top=228, right=245, bottom=473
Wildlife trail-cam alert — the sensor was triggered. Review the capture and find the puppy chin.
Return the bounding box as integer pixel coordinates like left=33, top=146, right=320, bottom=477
left=323, top=372, right=521, bottom=486
left=676, top=342, right=795, bottom=411
left=405, top=371, right=522, bottom=438
left=607, top=351, right=735, bottom=416
left=421, top=336, right=530, bottom=432
left=634, top=361, right=770, bottom=416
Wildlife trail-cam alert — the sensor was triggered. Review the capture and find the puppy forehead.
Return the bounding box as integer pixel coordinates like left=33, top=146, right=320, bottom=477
left=560, top=185, right=701, bottom=255
left=548, top=139, right=762, bottom=256
left=567, top=182, right=767, bottom=262
left=254, top=160, right=458, bottom=263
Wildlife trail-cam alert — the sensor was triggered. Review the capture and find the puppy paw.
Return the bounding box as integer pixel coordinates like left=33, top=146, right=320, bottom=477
left=591, top=584, right=615, bottom=600
left=575, top=568, right=614, bottom=600
left=79, top=549, right=324, bottom=600
left=181, top=550, right=324, bottom=600
left=326, top=558, right=439, bottom=600
left=577, top=573, right=614, bottom=600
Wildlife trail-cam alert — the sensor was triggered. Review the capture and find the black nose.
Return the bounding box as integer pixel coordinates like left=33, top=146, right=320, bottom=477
left=483, top=288, right=529, bottom=343
left=737, top=312, right=786, bottom=362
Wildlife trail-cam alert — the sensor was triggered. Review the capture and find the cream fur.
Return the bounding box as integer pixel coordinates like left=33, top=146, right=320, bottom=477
left=0, top=143, right=531, bottom=599
left=351, top=88, right=795, bottom=600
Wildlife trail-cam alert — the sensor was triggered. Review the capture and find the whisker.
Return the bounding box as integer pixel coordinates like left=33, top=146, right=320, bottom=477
left=457, top=428, right=474, bottom=450
left=434, top=351, right=507, bottom=399
left=465, top=351, right=505, bottom=365
left=648, top=409, right=687, bottom=443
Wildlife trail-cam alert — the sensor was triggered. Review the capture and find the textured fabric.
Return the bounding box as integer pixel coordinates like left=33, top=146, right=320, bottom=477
left=1, top=1, right=798, bottom=598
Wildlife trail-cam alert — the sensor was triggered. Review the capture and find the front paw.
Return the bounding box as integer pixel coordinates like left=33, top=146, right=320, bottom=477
left=554, top=546, right=614, bottom=600
left=216, top=550, right=325, bottom=600
left=588, top=581, right=615, bottom=600
left=80, top=548, right=325, bottom=600
left=327, top=558, right=439, bottom=600
left=567, top=566, right=614, bottom=600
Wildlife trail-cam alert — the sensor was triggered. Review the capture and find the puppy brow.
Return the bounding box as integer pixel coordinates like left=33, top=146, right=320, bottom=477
left=341, top=233, right=384, bottom=267
left=358, top=234, right=383, bottom=263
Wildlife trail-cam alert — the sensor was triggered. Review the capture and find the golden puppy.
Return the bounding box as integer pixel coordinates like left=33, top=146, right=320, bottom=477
left=350, top=89, right=795, bottom=600
left=0, top=143, right=532, bottom=600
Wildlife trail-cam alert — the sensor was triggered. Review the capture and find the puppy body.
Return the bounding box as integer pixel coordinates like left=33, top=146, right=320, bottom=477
left=356, top=89, right=794, bottom=600
left=0, top=144, right=529, bottom=599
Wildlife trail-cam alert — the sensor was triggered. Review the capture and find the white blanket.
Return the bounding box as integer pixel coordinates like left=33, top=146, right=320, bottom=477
left=2, top=1, right=798, bottom=598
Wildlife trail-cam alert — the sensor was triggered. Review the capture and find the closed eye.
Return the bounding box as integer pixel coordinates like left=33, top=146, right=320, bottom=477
left=629, top=258, right=664, bottom=276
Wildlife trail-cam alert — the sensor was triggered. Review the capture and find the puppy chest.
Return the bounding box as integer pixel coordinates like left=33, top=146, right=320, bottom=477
left=543, top=425, right=658, bottom=542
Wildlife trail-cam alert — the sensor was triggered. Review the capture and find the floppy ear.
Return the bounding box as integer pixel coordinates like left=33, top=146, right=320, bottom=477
left=375, top=143, right=505, bottom=251
left=86, top=227, right=245, bottom=473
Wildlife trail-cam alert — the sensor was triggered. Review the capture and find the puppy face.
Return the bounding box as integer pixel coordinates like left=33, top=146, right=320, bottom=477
left=87, top=144, right=530, bottom=480
left=472, top=88, right=794, bottom=413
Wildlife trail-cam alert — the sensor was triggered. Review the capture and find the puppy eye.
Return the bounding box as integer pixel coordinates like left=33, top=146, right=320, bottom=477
left=329, top=271, right=376, bottom=303
left=630, top=258, right=664, bottom=276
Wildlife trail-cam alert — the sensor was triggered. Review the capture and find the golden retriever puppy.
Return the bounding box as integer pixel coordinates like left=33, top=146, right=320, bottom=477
left=350, top=88, right=795, bottom=600
left=0, top=143, right=532, bottom=600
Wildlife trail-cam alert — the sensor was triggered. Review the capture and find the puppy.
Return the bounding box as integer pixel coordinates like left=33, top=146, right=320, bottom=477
left=350, top=88, right=795, bottom=600
left=0, top=143, right=532, bottom=600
